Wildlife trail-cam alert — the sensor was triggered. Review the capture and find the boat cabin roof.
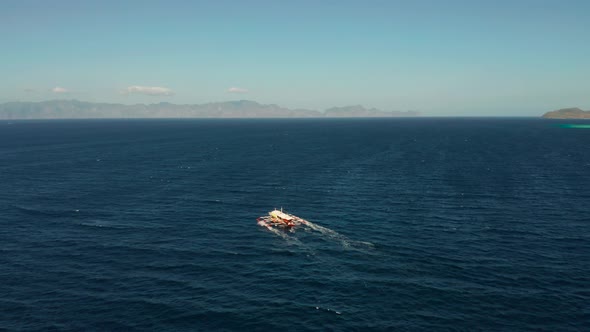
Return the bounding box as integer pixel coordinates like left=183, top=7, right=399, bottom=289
left=269, top=210, right=294, bottom=221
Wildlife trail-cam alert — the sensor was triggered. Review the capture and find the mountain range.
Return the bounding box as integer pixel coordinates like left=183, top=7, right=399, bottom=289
left=0, top=100, right=420, bottom=120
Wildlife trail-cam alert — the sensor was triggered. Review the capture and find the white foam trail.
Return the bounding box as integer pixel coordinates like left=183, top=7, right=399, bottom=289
left=258, top=217, right=373, bottom=254
left=258, top=220, right=304, bottom=247
left=298, top=218, right=374, bottom=251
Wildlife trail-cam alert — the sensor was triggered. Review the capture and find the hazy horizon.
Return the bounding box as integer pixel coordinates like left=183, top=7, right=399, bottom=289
left=2, top=0, right=589, bottom=116
left=1, top=98, right=580, bottom=118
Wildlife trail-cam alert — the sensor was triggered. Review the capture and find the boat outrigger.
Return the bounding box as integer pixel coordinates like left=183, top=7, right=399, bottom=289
left=257, top=208, right=305, bottom=229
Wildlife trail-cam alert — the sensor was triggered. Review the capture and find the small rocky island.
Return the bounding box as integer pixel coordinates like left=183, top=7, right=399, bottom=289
left=542, top=107, right=590, bottom=119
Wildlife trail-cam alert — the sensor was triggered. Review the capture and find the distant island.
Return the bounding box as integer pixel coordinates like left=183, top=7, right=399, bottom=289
left=542, top=107, right=590, bottom=119
left=0, top=100, right=419, bottom=120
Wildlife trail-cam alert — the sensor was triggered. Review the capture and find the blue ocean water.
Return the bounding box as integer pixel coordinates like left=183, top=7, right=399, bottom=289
left=0, top=118, right=589, bottom=331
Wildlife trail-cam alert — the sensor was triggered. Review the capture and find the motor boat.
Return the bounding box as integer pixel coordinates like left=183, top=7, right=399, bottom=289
left=257, top=208, right=302, bottom=228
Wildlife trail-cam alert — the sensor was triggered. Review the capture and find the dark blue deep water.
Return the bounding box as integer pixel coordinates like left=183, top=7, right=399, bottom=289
left=1, top=118, right=589, bottom=331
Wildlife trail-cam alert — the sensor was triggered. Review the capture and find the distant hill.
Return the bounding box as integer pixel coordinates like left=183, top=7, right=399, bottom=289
left=542, top=107, right=590, bottom=119
left=324, top=105, right=419, bottom=117
left=0, top=100, right=419, bottom=120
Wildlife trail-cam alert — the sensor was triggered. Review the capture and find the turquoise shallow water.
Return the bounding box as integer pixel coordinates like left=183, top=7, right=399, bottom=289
left=559, top=124, right=590, bottom=129
left=0, top=118, right=589, bottom=331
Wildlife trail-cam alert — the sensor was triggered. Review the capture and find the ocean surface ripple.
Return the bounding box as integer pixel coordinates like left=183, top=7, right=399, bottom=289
left=1, top=118, right=589, bottom=331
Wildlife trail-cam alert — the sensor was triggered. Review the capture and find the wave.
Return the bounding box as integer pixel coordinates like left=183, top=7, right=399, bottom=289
left=77, top=219, right=131, bottom=230
left=258, top=217, right=374, bottom=252
left=298, top=218, right=374, bottom=251
left=257, top=220, right=304, bottom=247
left=12, top=204, right=84, bottom=217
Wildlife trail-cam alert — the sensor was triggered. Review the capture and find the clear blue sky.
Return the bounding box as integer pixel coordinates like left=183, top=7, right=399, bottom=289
left=1, top=0, right=589, bottom=115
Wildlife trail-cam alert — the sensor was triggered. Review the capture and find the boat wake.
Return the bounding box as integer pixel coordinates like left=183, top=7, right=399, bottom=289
left=298, top=218, right=374, bottom=251
left=258, top=220, right=303, bottom=247
left=257, top=210, right=374, bottom=252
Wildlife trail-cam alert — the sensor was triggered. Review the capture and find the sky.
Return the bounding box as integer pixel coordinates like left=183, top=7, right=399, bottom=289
left=1, top=0, right=589, bottom=116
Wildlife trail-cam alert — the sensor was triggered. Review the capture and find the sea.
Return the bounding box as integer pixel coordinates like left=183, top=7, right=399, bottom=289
left=0, top=118, right=589, bottom=331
